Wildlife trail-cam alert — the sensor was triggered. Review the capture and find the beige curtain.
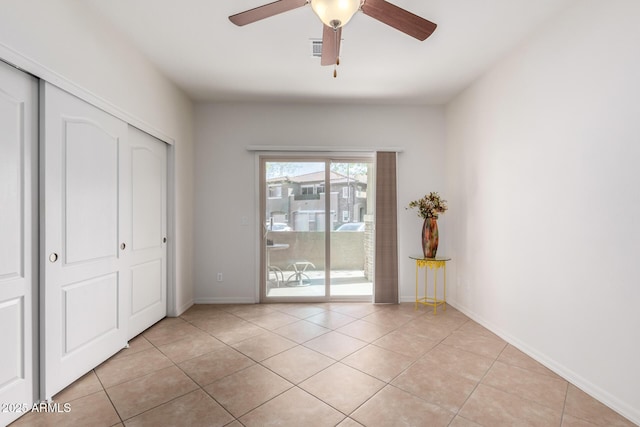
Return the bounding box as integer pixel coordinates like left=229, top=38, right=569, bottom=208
left=374, top=152, right=398, bottom=303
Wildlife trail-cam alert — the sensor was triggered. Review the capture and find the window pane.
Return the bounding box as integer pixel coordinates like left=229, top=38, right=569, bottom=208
left=265, top=161, right=326, bottom=298
left=330, top=161, right=374, bottom=297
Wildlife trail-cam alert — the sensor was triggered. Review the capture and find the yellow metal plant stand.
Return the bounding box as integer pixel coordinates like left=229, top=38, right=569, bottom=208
left=410, top=256, right=451, bottom=314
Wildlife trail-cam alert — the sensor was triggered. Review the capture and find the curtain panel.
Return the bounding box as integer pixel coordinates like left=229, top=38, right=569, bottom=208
left=374, top=152, right=399, bottom=303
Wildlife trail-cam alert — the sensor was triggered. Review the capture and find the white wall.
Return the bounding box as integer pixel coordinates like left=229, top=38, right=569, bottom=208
left=194, top=102, right=446, bottom=303
left=445, top=0, right=640, bottom=423
left=0, top=0, right=195, bottom=314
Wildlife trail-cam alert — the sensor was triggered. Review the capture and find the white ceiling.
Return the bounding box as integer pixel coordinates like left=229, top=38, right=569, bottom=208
left=85, top=0, right=576, bottom=104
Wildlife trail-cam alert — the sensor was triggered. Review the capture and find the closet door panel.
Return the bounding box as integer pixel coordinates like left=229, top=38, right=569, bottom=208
left=63, top=121, right=119, bottom=264
left=132, top=145, right=163, bottom=250
left=62, top=273, right=119, bottom=353
left=0, top=93, right=22, bottom=279
left=131, top=260, right=162, bottom=314
left=41, top=82, right=129, bottom=400
left=128, top=126, right=167, bottom=339
left=0, top=61, right=38, bottom=426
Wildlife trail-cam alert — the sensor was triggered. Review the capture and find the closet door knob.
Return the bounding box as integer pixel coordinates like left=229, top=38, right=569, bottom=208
left=120, top=243, right=126, bottom=250
left=163, top=237, right=167, bottom=243
left=49, top=253, right=58, bottom=263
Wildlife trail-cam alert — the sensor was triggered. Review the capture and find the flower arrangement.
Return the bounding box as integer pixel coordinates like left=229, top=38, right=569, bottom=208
left=407, top=192, right=448, bottom=219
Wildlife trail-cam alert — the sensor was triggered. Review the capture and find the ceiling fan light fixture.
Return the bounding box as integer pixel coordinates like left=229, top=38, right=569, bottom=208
left=310, top=0, right=361, bottom=29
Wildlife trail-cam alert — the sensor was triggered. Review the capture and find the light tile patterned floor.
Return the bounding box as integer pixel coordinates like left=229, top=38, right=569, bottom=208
left=10, top=303, right=636, bottom=427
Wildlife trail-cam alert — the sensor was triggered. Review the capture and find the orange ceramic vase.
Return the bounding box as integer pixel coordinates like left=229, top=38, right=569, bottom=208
left=421, top=218, right=439, bottom=258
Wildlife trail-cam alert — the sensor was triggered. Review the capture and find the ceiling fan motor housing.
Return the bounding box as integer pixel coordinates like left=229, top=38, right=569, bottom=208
left=310, top=0, right=362, bottom=28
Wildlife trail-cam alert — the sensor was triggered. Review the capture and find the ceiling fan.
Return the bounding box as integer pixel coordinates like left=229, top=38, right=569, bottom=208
left=229, top=0, right=437, bottom=76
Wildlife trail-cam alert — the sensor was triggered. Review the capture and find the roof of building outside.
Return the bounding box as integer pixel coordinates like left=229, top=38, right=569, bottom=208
left=267, top=170, right=366, bottom=185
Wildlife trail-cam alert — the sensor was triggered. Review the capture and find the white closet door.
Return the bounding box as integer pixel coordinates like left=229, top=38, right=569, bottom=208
left=41, top=83, right=130, bottom=400
left=127, top=126, right=167, bottom=338
left=0, top=62, right=38, bottom=425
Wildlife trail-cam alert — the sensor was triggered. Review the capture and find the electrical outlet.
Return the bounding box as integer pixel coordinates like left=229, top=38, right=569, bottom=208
left=217, top=273, right=223, bottom=282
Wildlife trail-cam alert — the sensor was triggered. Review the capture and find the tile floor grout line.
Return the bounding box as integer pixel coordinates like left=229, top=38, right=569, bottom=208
left=301, top=315, right=455, bottom=423
left=340, top=332, right=425, bottom=420
left=105, top=363, right=199, bottom=423
left=238, top=316, right=384, bottom=424
left=265, top=311, right=406, bottom=423
left=196, top=378, right=241, bottom=423
left=91, top=368, right=125, bottom=425
left=258, top=345, right=339, bottom=384
left=558, top=381, right=571, bottom=427
left=175, top=344, right=253, bottom=387
left=452, top=336, right=579, bottom=425
left=447, top=338, right=508, bottom=424
left=369, top=317, right=504, bottom=426
left=121, top=386, right=218, bottom=424
left=148, top=325, right=244, bottom=426
left=290, top=385, right=355, bottom=421
left=340, top=383, right=387, bottom=425
left=472, top=345, right=572, bottom=422
left=216, top=381, right=297, bottom=421
left=373, top=321, right=478, bottom=425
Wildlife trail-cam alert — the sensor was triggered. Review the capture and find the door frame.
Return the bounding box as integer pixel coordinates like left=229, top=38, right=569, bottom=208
left=258, top=153, right=375, bottom=303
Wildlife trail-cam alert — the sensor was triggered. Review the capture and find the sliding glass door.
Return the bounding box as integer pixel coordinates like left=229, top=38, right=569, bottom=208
left=263, top=160, right=327, bottom=298
left=260, top=157, right=374, bottom=301
left=329, top=161, right=374, bottom=298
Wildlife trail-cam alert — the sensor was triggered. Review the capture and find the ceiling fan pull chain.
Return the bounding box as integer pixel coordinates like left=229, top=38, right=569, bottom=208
left=335, top=28, right=339, bottom=66
left=334, top=27, right=339, bottom=78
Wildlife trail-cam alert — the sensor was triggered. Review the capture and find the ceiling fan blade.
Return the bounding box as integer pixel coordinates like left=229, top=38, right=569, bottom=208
left=361, top=0, right=437, bottom=41
left=321, top=25, right=342, bottom=66
left=229, top=0, right=308, bottom=26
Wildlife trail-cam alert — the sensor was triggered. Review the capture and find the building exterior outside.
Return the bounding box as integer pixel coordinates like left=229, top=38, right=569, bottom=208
left=266, top=168, right=373, bottom=281
left=266, top=170, right=368, bottom=231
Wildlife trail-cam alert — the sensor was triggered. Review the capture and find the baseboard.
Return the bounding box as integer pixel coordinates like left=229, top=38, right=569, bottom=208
left=448, top=298, right=640, bottom=426
left=194, top=297, right=256, bottom=304
left=175, top=300, right=194, bottom=316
